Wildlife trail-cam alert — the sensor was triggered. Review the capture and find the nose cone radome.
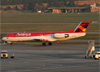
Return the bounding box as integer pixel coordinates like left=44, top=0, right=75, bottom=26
left=2, top=37, right=7, bottom=41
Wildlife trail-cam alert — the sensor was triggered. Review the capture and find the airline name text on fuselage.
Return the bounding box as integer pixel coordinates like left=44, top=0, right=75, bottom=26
left=16, top=33, right=31, bottom=37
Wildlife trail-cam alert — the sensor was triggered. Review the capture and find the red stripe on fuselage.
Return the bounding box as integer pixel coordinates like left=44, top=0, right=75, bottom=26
left=6, top=30, right=83, bottom=37
left=7, top=32, right=64, bottom=37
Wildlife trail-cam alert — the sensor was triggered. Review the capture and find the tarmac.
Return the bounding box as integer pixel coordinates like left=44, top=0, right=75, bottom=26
left=0, top=44, right=100, bottom=72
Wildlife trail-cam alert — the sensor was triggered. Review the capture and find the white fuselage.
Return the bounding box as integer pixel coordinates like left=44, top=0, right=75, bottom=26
left=2, top=33, right=86, bottom=42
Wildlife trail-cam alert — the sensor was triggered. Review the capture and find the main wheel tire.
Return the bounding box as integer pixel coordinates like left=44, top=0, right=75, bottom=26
left=48, top=42, right=52, bottom=46
left=42, top=43, right=46, bottom=46
left=94, top=58, right=97, bottom=60
left=85, top=56, right=87, bottom=59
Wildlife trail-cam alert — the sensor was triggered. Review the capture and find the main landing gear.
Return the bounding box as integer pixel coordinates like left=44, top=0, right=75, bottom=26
left=42, top=42, right=52, bottom=46
left=42, top=42, right=46, bottom=46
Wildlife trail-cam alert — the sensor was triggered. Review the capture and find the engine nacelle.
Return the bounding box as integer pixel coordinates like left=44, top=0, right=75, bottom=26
left=53, top=33, right=69, bottom=38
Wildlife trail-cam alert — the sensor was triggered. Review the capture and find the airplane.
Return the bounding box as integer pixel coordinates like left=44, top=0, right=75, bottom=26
left=2, top=21, right=92, bottom=46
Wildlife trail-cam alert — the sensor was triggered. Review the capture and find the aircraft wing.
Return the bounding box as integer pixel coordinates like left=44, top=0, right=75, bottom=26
left=33, top=33, right=69, bottom=42
left=33, top=35, right=56, bottom=42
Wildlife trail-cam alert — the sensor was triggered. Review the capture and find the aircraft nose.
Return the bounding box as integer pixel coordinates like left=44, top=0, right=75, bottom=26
left=2, top=37, right=7, bottom=41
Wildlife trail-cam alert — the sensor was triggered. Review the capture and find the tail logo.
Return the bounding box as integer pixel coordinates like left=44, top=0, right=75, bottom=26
left=74, top=21, right=91, bottom=32
left=78, top=25, right=88, bottom=32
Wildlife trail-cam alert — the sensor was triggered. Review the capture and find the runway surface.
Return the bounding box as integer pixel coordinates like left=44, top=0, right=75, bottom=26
left=0, top=44, right=100, bottom=72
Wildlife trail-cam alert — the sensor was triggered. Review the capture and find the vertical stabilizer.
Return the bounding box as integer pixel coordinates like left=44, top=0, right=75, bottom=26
left=74, top=21, right=92, bottom=32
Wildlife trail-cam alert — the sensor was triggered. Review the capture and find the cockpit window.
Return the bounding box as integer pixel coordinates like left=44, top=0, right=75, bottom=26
left=5, top=35, right=8, bottom=37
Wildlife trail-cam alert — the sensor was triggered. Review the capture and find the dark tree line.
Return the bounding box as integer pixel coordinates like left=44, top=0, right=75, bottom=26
left=1, top=0, right=75, bottom=6
left=0, top=0, right=89, bottom=12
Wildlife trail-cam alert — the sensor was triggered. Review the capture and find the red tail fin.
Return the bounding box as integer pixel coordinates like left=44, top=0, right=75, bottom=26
left=74, top=21, right=92, bottom=32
